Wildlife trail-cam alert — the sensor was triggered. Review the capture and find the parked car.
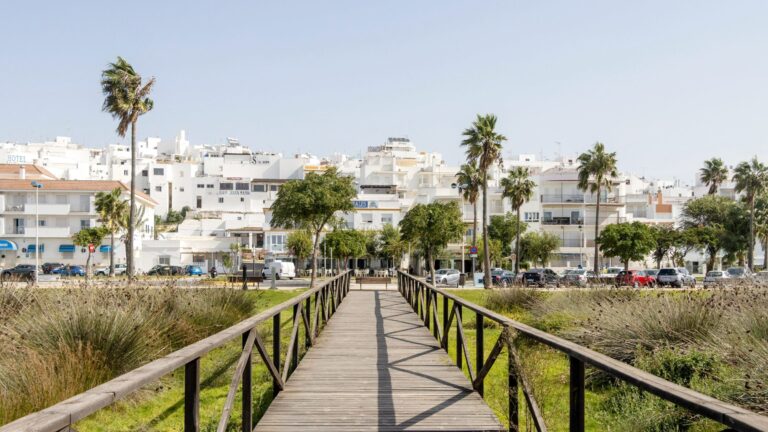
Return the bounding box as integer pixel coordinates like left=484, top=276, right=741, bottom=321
left=431, top=268, right=461, bottom=285
left=493, top=271, right=518, bottom=287
left=41, top=262, right=63, bottom=274
left=95, top=263, right=127, bottom=276
left=522, top=268, right=560, bottom=287
left=52, top=265, right=86, bottom=277
left=262, top=261, right=296, bottom=280
left=562, top=268, right=597, bottom=287
left=645, top=269, right=659, bottom=285
left=726, top=267, right=753, bottom=281
left=703, top=270, right=731, bottom=288
left=598, top=267, right=624, bottom=284
left=185, top=265, right=204, bottom=276
left=656, top=267, right=696, bottom=288
left=147, top=265, right=184, bottom=276
left=615, top=270, right=655, bottom=288
left=1, top=264, right=37, bottom=281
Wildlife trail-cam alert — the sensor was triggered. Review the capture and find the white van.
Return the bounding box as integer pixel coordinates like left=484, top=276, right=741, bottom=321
left=262, top=261, right=296, bottom=280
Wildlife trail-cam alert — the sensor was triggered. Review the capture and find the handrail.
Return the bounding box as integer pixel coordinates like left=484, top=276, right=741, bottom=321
left=2, top=271, right=353, bottom=432
left=397, top=271, right=768, bottom=432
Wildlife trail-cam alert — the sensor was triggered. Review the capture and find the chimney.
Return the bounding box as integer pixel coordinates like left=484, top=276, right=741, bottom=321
left=19, top=165, right=26, bottom=180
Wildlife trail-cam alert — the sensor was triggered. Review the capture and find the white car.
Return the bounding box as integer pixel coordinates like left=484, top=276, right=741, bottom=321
left=657, top=267, right=696, bottom=288
left=427, top=269, right=461, bottom=285
left=262, top=261, right=296, bottom=280
left=703, top=270, right=730, bottom=288
left=95, top=263, right=127, bottom=276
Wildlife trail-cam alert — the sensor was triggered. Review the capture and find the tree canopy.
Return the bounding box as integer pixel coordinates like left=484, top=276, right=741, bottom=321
left=597, top=222, right=656, bottom=270
left=519, top=231, right=560, bottom=267
left=488, top=213, right=526, bottom=257
left=400, top=201, right=464, bottom=281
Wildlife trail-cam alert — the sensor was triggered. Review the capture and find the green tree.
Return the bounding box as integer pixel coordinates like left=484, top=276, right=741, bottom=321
left=668, top=227, right=700, bottom=267
left=400, top=202, right=464, bottom=284
left=321, top=229, right=367, bottom=273
left=519, top=232, right=560, bottom=267
left=456, top=163, right=481, bottom=248
left=461, top=114, right=506, bottom=287
left=681, top=195, right=733, bottom=270
left=101, top=57, right=155, bottom=283
left=577, top=142, right=618, bottom=274
left=72, top=227, right=108, bottom=282
left=477, top=238, right=503, bottom=268
left=94, top=187, right=128, bottom=276
left=500, top=166, right=536, bottom=273
left=287, top=230, right=313, bottom=271
left=270, top=168, right=356, bottom=287
left=720, top=203, right=751, bottom=266
left=165, top=209, right=184, bottom=224
left=487, top=213, right=526, bottom=258
left=700, top=158, right=729, bottom=195
left=649, top=225, right=675, bottom=268
left=597, top=222, right=656, bottom=271
left=732, top=157, right=768, bottom=269
left=378, top=224, right=407, bottom=268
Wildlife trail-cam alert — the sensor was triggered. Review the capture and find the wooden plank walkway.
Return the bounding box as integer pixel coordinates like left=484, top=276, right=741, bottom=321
left=255, top=290, right=504, bottom=431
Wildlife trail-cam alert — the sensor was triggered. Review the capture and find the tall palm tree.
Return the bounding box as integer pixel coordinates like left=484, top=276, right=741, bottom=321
left=95, top=187, right=128, bottom=276
left=500, top=166, right=536, bottom=274
left=755, top=195, right=768, bottom=270
left=577, top=142, right=618, bottom=274
left=461, top=114, right=506, bottom=288
left=101, top=57, right=155, bottom=282
left=456, top=163, right=481, bottom=248
left=732, top=157, right=768, bottom=269
left=700, top=158, right=729, bottom=195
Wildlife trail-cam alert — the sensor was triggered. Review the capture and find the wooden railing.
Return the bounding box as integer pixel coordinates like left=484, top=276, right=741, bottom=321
left=1, top=271, right=352, bottom=432
left=397, top=271, right=768, bottom=432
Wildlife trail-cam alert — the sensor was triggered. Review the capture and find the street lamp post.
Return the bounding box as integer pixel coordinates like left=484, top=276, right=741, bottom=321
left=31, top=181, right=43, bottom=285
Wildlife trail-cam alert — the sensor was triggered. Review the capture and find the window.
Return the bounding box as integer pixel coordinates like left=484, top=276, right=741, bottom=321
left=38, top=220, right=46, bottom=227
left=159, top=255, right=171, bottom=265
left=220, top=183, right=233, bottom=190
left=197, top=184, right=205, bottom=189
left=196, top=196, right=202, bottom=209
left=206, top=184, right=214, bottom=189
left=153, top=168, right=164, bottom=175
left=270, top=185, right=279, bottom=192
left=155, top=186, right=162, bottom=192
left=524, top=212, right=540, bottom=222
left=80, top=220, right=90, bottom=229
left=218, top=197, right=224, bottom=203
left=141, top=170, right=148, bottom=176
left=381, top=214, right=393, bottom=224
left=179, top=187, right=185, bottom=192
left=240, top=197, right=245, bottom=202
left=252, top=184, right=266, bottom=192
left=123, top=170, right=128, bottom=176
left=236, top=183, right=249, bottom=191
left=362, top=213, right=373, bottom=224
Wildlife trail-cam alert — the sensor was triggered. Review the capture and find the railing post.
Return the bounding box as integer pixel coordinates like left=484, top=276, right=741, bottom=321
left=476, top=314, right=484, bottom=397
left=442, top=294, right=448, bottom=349
left=506, top=328, right=518, bottom=432
left=292, top=304, right=299, bottom=372
left=570, top=356, right=585, bottom=432
left=272, top=313, right=281, bottom=396
left=241, top=332, right=252, bottom=432
left=184, top=358, right=200, bottom=432
left=456, top=304, right=463, bottom=370
left=305, top=297, right=311, bottom=349
left=425, top=287, right=431, bottom=329
left=432, top=291, right=438, bottom=340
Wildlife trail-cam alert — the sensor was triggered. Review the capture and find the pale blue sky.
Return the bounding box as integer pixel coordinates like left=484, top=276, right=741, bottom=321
left=1, top=1, right=767, bottom=180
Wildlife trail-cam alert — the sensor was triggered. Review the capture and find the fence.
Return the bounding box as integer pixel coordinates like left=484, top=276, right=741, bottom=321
left=397, top=271, right=768, bottom=432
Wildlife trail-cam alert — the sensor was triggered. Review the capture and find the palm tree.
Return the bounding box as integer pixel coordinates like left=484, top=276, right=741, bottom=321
left=700, top=158, right=729, bottom=195
left=577, top=142, right=618, bottom=274
left=456, top=163, right=481, bottom=248
left=500, top=166, right=536, bottom=274
left=461, top=114, right=506, bottom=288
left=732, top=157, right=768, bottom=269
left=95, top=188, right=128, bottom=276
left=120, top=205, right=147, bottom=269
left=755, top=196, right=768, bottom=270
left=101, top=57, right=155, bottom=282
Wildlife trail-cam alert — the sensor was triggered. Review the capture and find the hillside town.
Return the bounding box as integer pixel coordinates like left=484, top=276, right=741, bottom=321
left=0, top=132, right=760, bottom=276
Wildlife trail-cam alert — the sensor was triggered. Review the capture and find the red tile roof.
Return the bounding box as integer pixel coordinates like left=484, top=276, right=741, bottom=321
left=0, top=179, right=158, bottom=206
left=0, top=164, right=57, bottom=180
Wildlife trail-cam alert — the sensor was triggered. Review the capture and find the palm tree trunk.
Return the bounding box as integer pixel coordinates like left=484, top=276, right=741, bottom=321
left=515, top=206, right=521, bottom=274
left=310, top=230, right=321, bottom=288
left=127, top=121, right=137, bottom=284
left=472, top=200, right=478, bottom=247
left=109, top=232, right=115, bottom=276
left=764, top=236, right=768, bottom=269
left=482, top=173, right=491, bottom=289
left=85, top=252, right=91, bottom=284
left=593, top=187, right=601, bottom=274
left=749, top=198, right=755, bottom=269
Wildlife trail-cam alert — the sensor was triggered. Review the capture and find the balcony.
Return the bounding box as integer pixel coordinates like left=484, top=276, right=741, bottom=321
left=541, top=194, right=584, bottom=204
left=542, top=217, right=626, bottom=226
left=24, top=204, right=71, bottom=215
left=5, top=226, right=71, bottom=237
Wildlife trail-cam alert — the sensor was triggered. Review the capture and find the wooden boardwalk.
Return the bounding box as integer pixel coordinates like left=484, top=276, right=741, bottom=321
left=255, top=290, right=504, bottom=431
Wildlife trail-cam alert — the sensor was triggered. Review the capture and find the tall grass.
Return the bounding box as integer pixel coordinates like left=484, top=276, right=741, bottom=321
left=0, top=284, right=258, bottom=424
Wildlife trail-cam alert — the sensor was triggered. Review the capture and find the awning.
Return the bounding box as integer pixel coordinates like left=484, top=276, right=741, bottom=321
left=59, top=244, right=76, bottom=253
left=27, top=244, right=44, bottom=253
left=0, top=240, right=18, bottom=251
left=99, top=245, right=111, bottom=253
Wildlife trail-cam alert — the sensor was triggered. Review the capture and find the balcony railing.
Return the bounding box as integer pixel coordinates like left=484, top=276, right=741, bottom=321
left=540, top=194, right=625, bottom=204
left=542, top=217, right=626, bottom=226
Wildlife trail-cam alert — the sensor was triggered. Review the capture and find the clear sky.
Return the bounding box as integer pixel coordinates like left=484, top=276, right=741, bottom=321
left=1, top=1, right=767, bottom=180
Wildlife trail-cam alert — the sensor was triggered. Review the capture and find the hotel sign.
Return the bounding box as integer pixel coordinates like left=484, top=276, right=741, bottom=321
left=6, top=155, right=27, bottom=164
left=353, top=200, right=379, bottom=209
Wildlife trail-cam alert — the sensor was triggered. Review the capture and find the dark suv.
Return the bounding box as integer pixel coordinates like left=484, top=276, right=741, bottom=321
left=1, top=264, right=37, bottom=281
left=147, top=265, right=184, bottom=276
left=522, top=268, right=560, bottom=287
left=42, top=262, right=63, bottom=274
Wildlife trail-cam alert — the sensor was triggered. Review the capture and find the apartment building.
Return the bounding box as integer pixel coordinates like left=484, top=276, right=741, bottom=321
left=0, top=165, right=157, bottom=270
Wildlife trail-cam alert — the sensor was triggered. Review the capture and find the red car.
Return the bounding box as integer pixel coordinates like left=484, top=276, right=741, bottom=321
left=615, top=270, right=655, bottom=288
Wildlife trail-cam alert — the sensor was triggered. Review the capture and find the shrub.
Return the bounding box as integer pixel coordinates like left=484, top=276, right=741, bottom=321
left=484, top=287, right=542, bottom=313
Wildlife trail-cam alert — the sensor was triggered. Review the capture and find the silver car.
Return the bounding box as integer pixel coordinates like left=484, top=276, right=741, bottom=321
left=428, top=269, right=461, bottom=285
left=656, top=267, right=696, bottom=288
left=703, top=270, right=730, bottom=288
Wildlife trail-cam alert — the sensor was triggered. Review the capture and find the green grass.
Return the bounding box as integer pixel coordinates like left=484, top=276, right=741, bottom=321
left=74, top=290, right=303, bottom=432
